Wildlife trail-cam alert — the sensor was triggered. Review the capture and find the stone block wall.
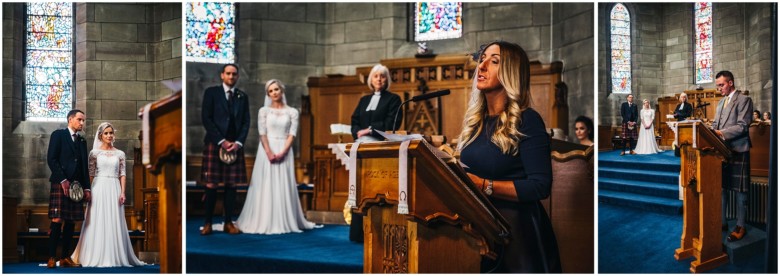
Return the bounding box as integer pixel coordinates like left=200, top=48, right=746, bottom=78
left=3, top=3, right=181, bottom=206
left=553, top=3, right=594, bottom=140
left=598, top=3, right=773, bottom=126
left=187, top=3, right=595, bottom=157
left=744, top=3, right=773, bottom=114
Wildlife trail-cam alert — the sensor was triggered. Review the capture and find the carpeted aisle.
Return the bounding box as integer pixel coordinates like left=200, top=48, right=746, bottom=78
left=2, top=263, right=160, bottom=274
left=186, top=217, right=363, bottom=273
left=599, top=204, right=765, bottom=273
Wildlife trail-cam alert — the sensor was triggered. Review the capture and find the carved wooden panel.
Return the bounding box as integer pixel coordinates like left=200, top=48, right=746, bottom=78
left=382, top=224, right=408, bottom=273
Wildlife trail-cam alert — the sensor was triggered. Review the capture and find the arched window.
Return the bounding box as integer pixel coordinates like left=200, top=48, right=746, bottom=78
left=25, top=2, right=73, bottom=122
left=185, top=2, right=236, bottom=64
left=694, top=2, right=713, bottom=84
left=610, top=3, right=631, bottom=94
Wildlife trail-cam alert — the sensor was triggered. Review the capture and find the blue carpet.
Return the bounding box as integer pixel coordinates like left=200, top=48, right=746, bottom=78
left=2, top=262, right=159, bottom=273
left=598, top=150, right=683, bottom=214
left=599, top=204, right=766, bottom=273
left=186, top=217, right=363, bottom=273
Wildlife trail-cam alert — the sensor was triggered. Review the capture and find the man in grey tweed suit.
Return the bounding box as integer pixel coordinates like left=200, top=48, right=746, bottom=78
left=712, top=70, right=752, bottom=242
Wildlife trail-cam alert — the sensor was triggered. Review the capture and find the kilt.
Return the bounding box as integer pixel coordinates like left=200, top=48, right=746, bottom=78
left=622, top=123, right=638, bottom=140
left=723, top=151, right=750, bottom=193
left=48, top=182, right=85, bottom=221
left=201, top=142, right=247, bottom=184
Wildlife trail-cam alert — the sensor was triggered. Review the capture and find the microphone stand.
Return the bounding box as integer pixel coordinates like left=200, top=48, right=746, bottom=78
left=392, top=99, right=413, bottom=133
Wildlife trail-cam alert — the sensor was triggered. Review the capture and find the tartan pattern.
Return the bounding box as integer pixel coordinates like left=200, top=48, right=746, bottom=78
left=723, top=151, right=750, bottom=193
left=48, top=182, right=85, bottom=221
left=201, top=143, right=247, bottom=184
left=621, top=123, right=638, bottom=140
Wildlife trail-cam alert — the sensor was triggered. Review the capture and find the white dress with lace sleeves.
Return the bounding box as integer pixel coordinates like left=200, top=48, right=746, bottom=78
left=71, top=149, right=144, bottom=267
left=634, top=109, right=663, bottom=154
left=236, top=106, right=317, bottom=234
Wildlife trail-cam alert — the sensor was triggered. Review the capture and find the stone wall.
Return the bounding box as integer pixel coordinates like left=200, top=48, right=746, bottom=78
left=3, top=3, right=181, bottom=206
left=598, top=3, right=774, bottom=126
left=744, top=3, right=774, bottom=114
left=552, top=3, right=594, bottom=138
left=186, top=3, right=596, bottom=159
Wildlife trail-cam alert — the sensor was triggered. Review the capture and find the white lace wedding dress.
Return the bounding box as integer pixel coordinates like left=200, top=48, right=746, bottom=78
left=71, top=149, right=144, bottom=267
left=634, top=109, right=663, bottom=154
left=236, top=106, right=317, bottom=234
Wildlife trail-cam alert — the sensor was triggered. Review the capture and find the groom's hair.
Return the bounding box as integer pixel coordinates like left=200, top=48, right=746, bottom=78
left=67, top=109, right=84, bottom=120
left=222, top=63, right=239, bottom=73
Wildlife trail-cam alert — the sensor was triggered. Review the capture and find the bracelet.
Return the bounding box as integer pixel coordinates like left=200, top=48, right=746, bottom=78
left=484, top=179, right=493, bottom=196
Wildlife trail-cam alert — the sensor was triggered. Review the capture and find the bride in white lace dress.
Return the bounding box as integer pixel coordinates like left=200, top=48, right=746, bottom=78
left=634, top=99, right=663, bottom=154
left=71, top=122, right=144, bottom=267
left=236, top=79, right=318, bottom=234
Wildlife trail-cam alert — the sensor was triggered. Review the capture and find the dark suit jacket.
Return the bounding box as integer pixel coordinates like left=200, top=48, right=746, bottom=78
left=620, top=102, right=639, bottom=124
left=47, top=129, right=90, bottom=190
left=201, top=85, right=250, bottom=145
left=674, top=102, right=693, bottom=121
left=351, top=90, right=403, bottom=140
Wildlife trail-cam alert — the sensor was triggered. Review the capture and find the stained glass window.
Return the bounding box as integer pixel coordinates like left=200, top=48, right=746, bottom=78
left=25, top=2, right=73, bottom=122
left=610, top=4, right=631, bottom=94
left=414, top=2, right=462, bottom=41
left=695, top=2, right=713, bottom=84
left=186, top=2, right=235, bottom=64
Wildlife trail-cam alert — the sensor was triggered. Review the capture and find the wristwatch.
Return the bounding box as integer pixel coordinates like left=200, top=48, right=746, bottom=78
left=484, top=179, right=493, bottom=196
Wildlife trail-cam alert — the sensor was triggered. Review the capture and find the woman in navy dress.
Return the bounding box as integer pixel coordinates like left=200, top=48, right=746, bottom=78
left=458, top=41, right=561, bottom=273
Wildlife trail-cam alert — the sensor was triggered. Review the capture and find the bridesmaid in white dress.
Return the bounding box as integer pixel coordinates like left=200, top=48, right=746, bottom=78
left=71, top=122, right=144, bottom=267
left=236, top=79, right=318, bottom=234
left=634, top=99, right=663, bottom=154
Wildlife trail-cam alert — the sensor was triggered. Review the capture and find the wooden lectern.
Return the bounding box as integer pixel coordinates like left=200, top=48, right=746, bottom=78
left=672, top=121, right=731, bottom=273
left=140, top=91, right=182, bottom=273
left=349, top=140, right=510, bottom=273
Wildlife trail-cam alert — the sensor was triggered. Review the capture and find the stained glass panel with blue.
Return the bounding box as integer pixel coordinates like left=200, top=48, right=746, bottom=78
left=185, top=2, right=236, bottom=64
left=695, top=2, right=713, bottom=84
left=25, top=2, right=73, bottom=122
left=414, top=2, right=463, bottom=41
left=610, top=3, right=631, bottom=94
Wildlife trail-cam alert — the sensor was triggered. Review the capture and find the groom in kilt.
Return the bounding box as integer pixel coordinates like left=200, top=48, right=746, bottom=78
left=620, top=94, right=639, bottom=155
left=46, top=110, right=91, bottom=268
left=200, top=63, right=250, bottom=235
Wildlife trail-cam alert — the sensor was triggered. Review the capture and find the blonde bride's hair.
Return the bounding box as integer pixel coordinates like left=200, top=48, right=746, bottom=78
left=457, top=41, right=532, bottom=155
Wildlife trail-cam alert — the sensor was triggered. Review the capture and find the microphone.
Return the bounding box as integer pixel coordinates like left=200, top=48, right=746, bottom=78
left=392, top=90, right=451, bottom=132
left=410, top=89, right=450, bottom=102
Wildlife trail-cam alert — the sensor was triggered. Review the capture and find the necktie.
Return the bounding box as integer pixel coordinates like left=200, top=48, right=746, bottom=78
left=72, top=133, right=77, bottom=142
left=723, top=96, right=730, bottom=109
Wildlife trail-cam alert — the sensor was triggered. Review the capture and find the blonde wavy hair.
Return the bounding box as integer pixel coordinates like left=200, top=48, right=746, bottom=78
left=457, top=41, right=532, bottom=155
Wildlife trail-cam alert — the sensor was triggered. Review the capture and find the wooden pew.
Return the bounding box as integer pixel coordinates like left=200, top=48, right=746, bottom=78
left=749, top=122, right=770, bottom=177
left=543, top=140, right=594, bottom=273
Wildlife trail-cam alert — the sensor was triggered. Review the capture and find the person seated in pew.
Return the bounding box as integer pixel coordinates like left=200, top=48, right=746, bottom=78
left=458, top=40, right=561, bottom=273
left=752, top=110, right=762, bottom=123
left=574, top=116, right=594, bottom=146
left=763, top=111, right=771, bottom=125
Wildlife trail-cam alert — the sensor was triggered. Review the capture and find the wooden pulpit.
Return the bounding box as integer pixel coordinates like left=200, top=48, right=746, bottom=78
left=140, top=91, right=182, bottom=273
left=672, top=121, right=731, bottom=273
left=349, top=140, right=510, bottom=273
